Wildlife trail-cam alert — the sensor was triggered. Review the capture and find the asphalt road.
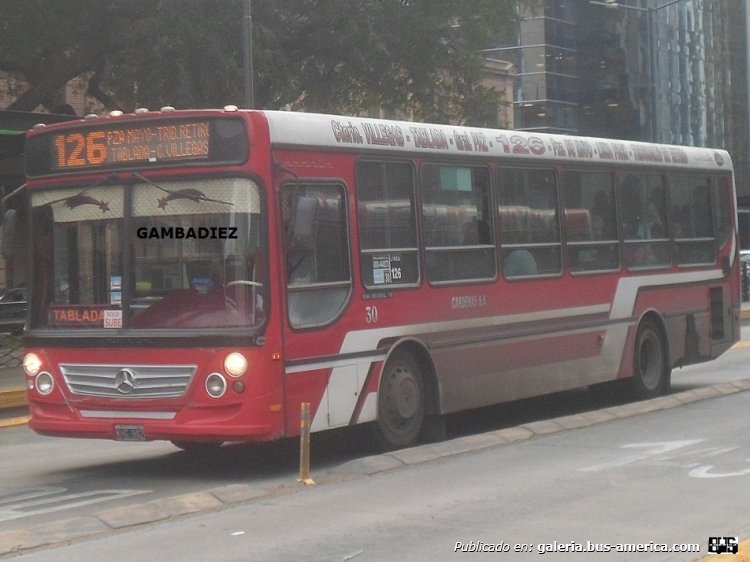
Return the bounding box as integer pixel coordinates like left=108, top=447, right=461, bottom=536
left=1, top=330, right=749, bottom=559
left=8, top=382, right=750, bottom=561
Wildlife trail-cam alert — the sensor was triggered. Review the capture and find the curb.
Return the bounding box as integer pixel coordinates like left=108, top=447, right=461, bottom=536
left=0, top=415, right=30, bottom=429
left=330, top=377, right=750, bottom=477
left=0, top=484, right=272, bottom=556
left=1, top=378, right=749, bottom=557
left=0, top=387, right=25, bottom=411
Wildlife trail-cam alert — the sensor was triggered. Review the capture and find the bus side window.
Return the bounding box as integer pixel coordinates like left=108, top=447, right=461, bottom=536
left=563, top=170, right=619, bottom=273
left=712, top=175, right=733, bottom=249
left=498, top=167, right=561, bottom=278
left=286, top=195, right=320, bottom=283
left=356, top=161, right=420, bottom=288
left=283, top=185, right=351, bottom=328
left=670, top=174, right=715, bottom=265
left=620, top=173, right=670, bottom=269
left=420, top=164, right=495, bottom=283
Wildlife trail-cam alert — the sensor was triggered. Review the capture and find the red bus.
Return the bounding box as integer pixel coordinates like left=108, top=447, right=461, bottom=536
left=14, top=107, right=739, bottom=450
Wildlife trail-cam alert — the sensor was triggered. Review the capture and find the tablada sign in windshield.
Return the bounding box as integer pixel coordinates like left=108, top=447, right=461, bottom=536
left=26, top=117, right=248, bottom=177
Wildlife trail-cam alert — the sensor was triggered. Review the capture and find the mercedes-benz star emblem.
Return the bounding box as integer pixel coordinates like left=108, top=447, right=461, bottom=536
left=114, top=368, right=137, bottom=395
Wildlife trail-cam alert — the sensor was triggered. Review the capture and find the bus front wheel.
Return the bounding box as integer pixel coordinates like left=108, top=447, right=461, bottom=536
left=632, top=319, right=671, bottom=399
left=375, top=350, right=426, bottom=450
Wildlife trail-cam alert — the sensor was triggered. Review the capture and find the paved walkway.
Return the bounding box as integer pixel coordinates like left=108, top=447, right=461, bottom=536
left=0, top=365, right=22, bottom=392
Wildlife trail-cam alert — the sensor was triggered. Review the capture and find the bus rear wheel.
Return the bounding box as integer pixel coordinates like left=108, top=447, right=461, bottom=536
left=632, top=319, right=671, bottom=399
left=375, top=350, right=426, bottom=450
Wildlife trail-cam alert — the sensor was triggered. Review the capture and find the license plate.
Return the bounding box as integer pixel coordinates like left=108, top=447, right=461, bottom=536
left=115, top=424, right=146, bottom=441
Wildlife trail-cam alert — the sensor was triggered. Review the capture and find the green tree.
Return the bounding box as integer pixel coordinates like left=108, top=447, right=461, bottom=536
left=0, top=0, right=526, bottom=124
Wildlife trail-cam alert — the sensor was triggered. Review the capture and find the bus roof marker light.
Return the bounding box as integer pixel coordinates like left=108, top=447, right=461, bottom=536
left=160, top=106, right=175, bottom=112
left=23, top=353, right=42, bottom=376
left=84, top=114, right=99, bottom=120
left=224, top=352, right=248, bottom=377
left=109, top=110, right=124, bottom=117
left=224, top=105, right=239, bottom=112
left=134, top=108, right=149, bottom=114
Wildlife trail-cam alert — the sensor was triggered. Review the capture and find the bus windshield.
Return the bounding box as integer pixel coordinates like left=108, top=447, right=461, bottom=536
left=30, top=177, right=266, bottom=331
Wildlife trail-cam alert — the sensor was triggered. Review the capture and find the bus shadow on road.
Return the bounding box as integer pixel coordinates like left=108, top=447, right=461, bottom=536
left=43, top=425, right=383, bottom=485
left=38, top=380, right=705, bottom=487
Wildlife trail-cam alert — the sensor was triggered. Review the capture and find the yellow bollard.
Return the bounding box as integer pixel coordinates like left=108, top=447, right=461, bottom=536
left=297, top=402, right=315, bottom=485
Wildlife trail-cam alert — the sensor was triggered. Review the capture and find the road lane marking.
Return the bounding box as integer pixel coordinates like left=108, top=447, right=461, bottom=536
left=580, top=440, right=702, bottom=472
left=580, top=440, right=750, bottom=479
left=0, top=487, right=152, bottom=522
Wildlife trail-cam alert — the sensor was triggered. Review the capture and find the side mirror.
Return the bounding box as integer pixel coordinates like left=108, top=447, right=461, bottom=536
left=290, top=195, right=319, bottom=243
left=2, top=209, right=17, bottom=259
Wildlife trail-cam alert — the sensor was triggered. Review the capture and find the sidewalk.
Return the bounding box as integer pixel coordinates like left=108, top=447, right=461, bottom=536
left=0, top=365, right=27, bottom=428
left=0, top=365, right=23, bottom=392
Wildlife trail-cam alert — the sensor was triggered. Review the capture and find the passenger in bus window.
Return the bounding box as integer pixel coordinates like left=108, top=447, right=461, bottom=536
left=634, top=201, right=666, bottom=239
left=620, top=176, right=641, bottom=238
left=590, top=191, right=615, bottom=240
left=504, top=249, right=538, bottom=277
left=624, top=194, right=665, bottom=240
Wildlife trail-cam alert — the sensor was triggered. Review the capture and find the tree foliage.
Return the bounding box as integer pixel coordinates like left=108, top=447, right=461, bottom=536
left=0, top=0, right=526, bottom=124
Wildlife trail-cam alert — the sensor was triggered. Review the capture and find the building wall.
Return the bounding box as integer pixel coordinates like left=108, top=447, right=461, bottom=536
left=481, top=58, right=516, bottom=129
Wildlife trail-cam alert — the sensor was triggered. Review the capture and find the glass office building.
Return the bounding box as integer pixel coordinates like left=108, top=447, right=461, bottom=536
left=487, top=0, right=749, bottom=202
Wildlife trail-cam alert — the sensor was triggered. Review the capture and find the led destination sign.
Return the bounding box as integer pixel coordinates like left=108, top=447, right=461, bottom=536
left=54, top=121, right=210, bottom=170
left=26, top=117, right=248, bottom=176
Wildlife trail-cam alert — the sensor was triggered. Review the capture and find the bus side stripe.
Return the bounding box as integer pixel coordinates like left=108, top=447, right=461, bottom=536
left=309, top=268, right=725, bottom=430
left=611, top=269, right=723, bottom=320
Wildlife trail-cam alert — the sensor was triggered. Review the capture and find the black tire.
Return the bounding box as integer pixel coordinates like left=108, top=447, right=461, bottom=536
left=374, top=350, right=426, bottom=450
left=631, top=319, right=671, bottom=399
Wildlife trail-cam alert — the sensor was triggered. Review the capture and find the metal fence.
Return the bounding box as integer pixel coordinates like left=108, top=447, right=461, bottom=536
left=0, top=334, right=22, bottom=367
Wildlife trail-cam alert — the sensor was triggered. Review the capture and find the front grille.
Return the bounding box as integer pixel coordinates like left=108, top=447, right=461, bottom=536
left=59, top=363, right=197, bottom=399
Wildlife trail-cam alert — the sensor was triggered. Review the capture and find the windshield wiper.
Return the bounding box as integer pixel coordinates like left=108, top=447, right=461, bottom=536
left=132, top=172, right=233, bottom=209
left=44, top=176, right=112, bottom=213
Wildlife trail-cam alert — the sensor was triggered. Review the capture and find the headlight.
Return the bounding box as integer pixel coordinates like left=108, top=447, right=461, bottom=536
left=35, top=372, right=55, bottom=395
left=224, top=352, right=248, bottom=377
left=23, top=353, right=42, bottom=376
left=205, top=373, right=227, bottom=398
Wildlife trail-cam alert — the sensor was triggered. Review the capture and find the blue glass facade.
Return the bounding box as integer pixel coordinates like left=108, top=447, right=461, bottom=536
left=487, top=0, right=749, bottom=198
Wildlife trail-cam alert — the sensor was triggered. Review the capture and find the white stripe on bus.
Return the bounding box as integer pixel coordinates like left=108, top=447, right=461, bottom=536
left=310, top=268, right=725, bottom=431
